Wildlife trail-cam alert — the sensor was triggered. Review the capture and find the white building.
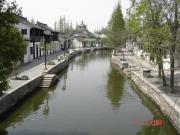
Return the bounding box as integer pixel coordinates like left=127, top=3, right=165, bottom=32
left=16, top=16, right=44, bottom=63
left=71, top=21, right=97, bottom=49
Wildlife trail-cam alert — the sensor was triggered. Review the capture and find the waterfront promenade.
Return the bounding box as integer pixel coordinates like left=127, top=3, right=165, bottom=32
left=0, top=47, right=111, bottom=117
left=112, top=51, right=180, bottom=133
left=8, top=51, right=63, bottom=93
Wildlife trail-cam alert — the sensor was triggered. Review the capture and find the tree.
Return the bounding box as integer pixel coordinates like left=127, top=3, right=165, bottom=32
left=0, top=0, right=26, bottom=91
left=160, top=0, right=180, bottom=91
left=58, top=16, right=64, bottom=32
left=70, top=21, right=73, bottom=31
left=127, top=0, right=180, bottom=91
left=56, top=16, right=74, bottom=33
left=108, top=2, right=127, bottom=55
left=143, top=0, right=168, bottom=86
left=130, top=0, right=167, bottom=86
left=126, top=0, right=143, bottom=42
left=54, top=21, right=57, bottom=31
left=31, top=18, right=35, bottom=24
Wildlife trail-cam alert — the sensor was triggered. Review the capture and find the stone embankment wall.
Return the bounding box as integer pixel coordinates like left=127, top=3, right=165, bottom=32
left=111, top=56, right=180, bottom=134
left=0, top=76, right=42, bottom=117
left=0, top=47, right=112, bottom=117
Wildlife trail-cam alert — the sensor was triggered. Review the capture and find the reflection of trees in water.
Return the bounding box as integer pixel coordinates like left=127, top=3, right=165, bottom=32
left=74, top=50, right=111, bottom=70
left=0, top=130, right=8, bottom=135
left=0, top=89, right=50, bottom=132
left=131, top=83, right=179, bottom=135
left=106, top=66, right=124, bottom=110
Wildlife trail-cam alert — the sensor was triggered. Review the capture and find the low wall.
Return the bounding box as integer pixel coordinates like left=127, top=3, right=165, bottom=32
left=111, top=56, right=180, bottom=134
left=0, top=75, right=42, bottom=117
left=0, top=47, right=112, bottom=118
left=47, top=60, right=68, bottom=74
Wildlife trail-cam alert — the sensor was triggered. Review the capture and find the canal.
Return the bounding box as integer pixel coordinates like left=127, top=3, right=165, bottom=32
left=0, top=51, right=179, bottom=135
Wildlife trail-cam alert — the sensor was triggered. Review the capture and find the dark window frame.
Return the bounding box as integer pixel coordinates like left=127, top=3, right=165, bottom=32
left=21, top=29, right=27, bottom=35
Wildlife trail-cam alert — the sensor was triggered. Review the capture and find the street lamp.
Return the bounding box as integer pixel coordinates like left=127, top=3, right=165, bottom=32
left=40, top=37, right=47, bottom=69
left=64, top=39, right=67, bottom=57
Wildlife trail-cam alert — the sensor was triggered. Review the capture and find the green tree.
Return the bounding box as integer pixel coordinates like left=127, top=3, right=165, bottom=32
left=139, top=0, right=167, bottom=86
left=126, top=0, right=143, bottom=41
left=144, top=0, right=168, bottom=86
left=108, top=3, right=126, bottom=51
left=160, top=0, right=180, bottom=91
left=127, top=0, right=168, bottom=86
left=0, top=0, right=26, bottom=91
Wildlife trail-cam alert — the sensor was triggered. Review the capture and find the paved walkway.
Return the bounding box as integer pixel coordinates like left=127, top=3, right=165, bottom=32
left=8, top=51, right=63, bottom=93
left=7, top=47, right=104, bottom=93
left=114, top=51, right=180, bottom=107
left=19, top=51, right=62, bottom=73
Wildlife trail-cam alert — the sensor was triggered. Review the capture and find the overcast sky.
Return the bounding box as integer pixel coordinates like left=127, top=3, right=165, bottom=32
left=10, top=0, right=130, bottom=32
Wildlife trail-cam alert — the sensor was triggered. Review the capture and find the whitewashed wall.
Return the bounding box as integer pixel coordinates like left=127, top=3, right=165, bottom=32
left=72, top=39, right=83, bottom=48
left=16, top=23, right=32, bottom=63
left=16, top=23, right=31, bottom=39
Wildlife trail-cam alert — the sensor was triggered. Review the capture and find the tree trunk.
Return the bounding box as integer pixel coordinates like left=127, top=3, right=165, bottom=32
left=158, top=64, right=162, bottom=77
left=114, top=49, right=117, bottom=56
left=170, top=46, right=175, bottom=92
left=169, top=0, right=178, bottom=93
left=122, top=51, right=125, bottom=61
left=120, top=47, right=125, bottom=61
left=161, top=63, right=166, bottom=87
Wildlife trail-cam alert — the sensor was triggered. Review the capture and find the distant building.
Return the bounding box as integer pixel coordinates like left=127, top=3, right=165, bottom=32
left=71, top=21, right=97, bottom=49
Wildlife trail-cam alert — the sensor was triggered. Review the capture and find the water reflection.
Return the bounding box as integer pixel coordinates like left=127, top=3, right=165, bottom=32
left=0, top=50, right=179, bottom=135
left=106, top=66, right=124, bottom=110
left=0, top=89, right=50, bottom=133
left=62, top=71, right=68, bottom=91
left=43, top=94, right=49, bottom=117
left=57, top=68, right=68, bottom=91
left=131, top=83, right=179, bottom=135
left=74, top=51, right=110, bottom=70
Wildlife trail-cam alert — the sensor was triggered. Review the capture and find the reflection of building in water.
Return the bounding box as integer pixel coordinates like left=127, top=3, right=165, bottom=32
left=43, top=94, right=49, bottom=117
left=71, top=63, right=74, bottom=71
left=62, top=71, right=68, bottom=91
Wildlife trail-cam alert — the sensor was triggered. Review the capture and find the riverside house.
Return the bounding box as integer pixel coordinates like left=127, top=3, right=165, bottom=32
left=36, top=22, right=61, bottom=54
left=16, top=16, right=44, bottom=63
left=16, top=16, right=63, bottom=64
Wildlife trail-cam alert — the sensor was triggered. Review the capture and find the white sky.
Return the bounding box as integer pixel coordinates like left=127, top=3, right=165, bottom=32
left=11, top=0, right=130, bottom=32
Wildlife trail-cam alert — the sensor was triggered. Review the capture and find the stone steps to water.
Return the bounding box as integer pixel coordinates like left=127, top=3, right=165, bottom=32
left=40, top=74, right=59, bottom=88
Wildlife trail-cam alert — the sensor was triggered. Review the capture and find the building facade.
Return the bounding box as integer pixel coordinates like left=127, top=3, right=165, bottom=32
left=16, top=16, right=63, bottom=64
left=16, top=16, right=44, bottom=63
left=36, top=22, right=61, bottom=54
left=71, top=21, right=97, bottom=49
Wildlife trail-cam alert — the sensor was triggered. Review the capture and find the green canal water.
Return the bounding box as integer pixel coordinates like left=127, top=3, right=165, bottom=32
left=0, top=51, right=179, bottom=135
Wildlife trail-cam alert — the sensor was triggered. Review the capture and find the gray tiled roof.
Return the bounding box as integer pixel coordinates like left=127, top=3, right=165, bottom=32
left=71, top=30, right=96, bottom=39
left=17, top=15, right=43, bottom=30
left=36, top=21, right=56, bottom=33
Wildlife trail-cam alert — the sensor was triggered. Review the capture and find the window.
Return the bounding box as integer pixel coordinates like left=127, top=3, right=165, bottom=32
left=21, top=29, right=27, bottom=35
left=30, top=47, right=34, bottom=54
